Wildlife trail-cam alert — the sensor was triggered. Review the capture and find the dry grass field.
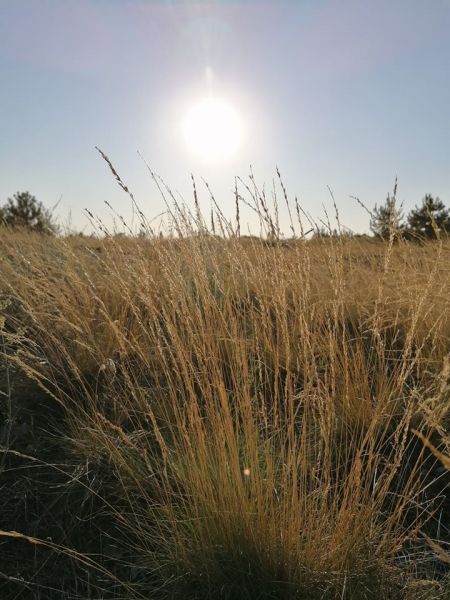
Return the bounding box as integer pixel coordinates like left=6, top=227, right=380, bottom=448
left=1, top=219, right=450, bottom=598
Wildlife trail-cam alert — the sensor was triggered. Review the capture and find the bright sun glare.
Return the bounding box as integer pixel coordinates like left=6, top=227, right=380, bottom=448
left=182, top=97, right=243, bottom=163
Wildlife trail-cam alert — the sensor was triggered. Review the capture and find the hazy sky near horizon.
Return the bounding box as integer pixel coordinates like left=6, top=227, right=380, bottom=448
left=1, top=0, right=449, bottom=234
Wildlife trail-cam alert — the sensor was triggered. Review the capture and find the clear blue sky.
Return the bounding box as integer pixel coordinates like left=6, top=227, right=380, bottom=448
left=1, top=0, right=449, bottom=234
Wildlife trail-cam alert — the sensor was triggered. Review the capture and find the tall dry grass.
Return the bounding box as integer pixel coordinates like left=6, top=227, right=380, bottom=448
left=1, top=185, right=450, bottom=598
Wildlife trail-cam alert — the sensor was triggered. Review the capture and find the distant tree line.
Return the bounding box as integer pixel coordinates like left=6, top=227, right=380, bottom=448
left=1, top=189, right=450, bottom=240
left=370, top=193, right=450, bottom=240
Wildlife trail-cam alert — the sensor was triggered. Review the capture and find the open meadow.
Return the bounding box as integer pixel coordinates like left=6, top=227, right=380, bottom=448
left=1, top=221, right=449, bottom=599
left=2, top=1, right=450, bottom=598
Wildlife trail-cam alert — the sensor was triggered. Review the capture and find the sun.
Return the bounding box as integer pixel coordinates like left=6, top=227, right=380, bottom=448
left=182, top=97, right=243, bottom=163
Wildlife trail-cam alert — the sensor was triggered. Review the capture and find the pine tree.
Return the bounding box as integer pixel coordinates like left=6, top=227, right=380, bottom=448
left=406, top=195, right=450, bottom=239
left=370, top=195, right=404, bottom=239
left=1, top=192, right=57, bottom=234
